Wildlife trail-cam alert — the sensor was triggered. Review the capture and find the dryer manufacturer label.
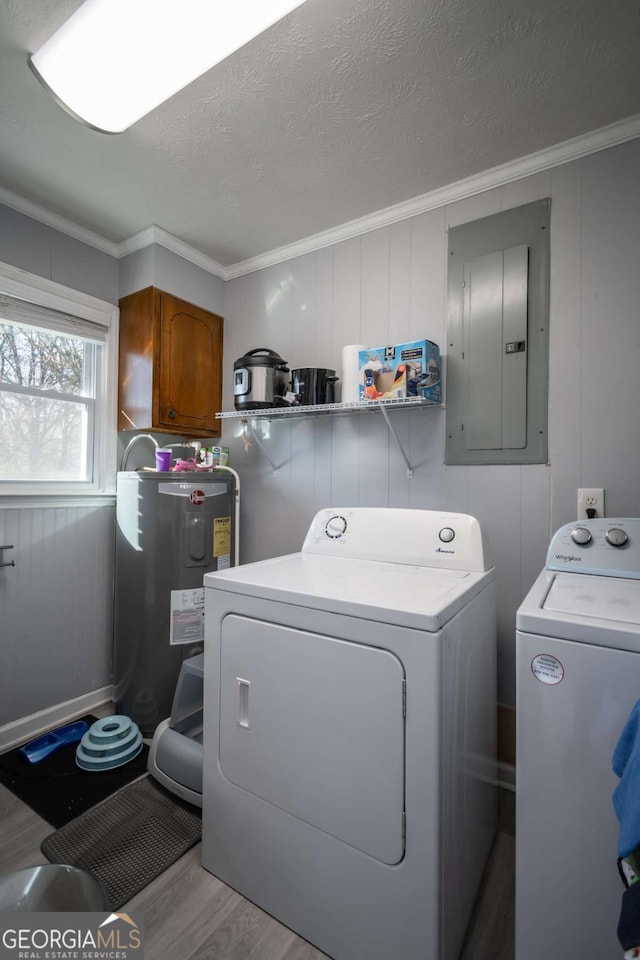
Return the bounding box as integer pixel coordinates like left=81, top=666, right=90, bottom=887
left=531, top=654, right=564, bottom=685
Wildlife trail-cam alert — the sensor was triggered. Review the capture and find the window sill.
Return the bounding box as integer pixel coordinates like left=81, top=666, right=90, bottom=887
left=0, top=492, right=116, bottom=508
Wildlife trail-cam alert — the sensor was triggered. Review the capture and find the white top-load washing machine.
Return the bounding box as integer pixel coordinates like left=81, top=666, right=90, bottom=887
left=516, top=517, right=640, bottom=960
left=202, top=507, right=496, bottom=960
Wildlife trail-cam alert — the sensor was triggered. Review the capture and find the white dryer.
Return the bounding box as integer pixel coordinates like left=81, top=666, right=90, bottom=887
left=202, top=508, right=497, bottom=960
left=516, top=518, right=640, bottom=960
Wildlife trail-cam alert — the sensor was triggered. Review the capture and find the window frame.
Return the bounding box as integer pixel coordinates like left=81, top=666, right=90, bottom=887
left=0, top=260, right=119, bottom=497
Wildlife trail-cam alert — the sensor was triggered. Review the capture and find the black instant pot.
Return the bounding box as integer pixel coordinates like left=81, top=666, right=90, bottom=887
left=233, top=348, right=290, bottom=411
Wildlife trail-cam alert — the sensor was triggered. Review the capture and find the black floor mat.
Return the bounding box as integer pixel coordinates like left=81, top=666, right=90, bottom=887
left=41, top=775, right=201, bottom=909
left=0, top=715, right=149, bottom=828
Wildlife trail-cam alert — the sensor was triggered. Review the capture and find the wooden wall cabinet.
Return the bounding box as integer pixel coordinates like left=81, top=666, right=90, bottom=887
left=118, top=287, right=223, bottom=437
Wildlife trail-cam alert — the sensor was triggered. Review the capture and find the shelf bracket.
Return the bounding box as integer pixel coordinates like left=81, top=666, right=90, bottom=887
left=377, top=403, right=414, bottom=478
left=223, top=399, right=436, bottom=478
left=243, top=422, right=280, bottom=473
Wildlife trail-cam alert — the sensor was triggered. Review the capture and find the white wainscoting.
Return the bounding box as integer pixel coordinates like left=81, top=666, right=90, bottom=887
left=0, top=500, right=115, bottom=733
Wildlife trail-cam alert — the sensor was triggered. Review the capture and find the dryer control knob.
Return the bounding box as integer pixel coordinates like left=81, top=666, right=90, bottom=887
left=606, top=527, right=628, bottom=547
left=570, top=527, right=592, bottom=546
left=325, top=515, right=347, bottom=538
left=439, top=527, right=455, bottom=543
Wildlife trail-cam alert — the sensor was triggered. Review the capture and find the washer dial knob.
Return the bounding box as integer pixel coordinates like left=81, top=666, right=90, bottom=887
left=325, top=515, right=347, bottom=539
left=570, top=527, right=592, bottom=546
left=606, top=527, right=629, bottom=547
left=439, top=527, right=455, bottom=543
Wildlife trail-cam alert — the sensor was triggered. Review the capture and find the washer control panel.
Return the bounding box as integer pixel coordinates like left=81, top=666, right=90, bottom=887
left=546, top=518, right=640, bottom=578
left=302, top=507, right=490, bottom=572
left=570, top=527, right=592, bottom=546
left=606, top=527, right=629, bottom=547
left=324, top=516, right=459, bottom=547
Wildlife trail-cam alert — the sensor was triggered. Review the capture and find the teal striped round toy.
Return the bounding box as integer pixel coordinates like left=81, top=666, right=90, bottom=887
left=75, top=716, right=143, bottom=771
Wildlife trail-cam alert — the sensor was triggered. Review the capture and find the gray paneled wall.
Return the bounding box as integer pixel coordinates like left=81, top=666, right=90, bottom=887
left=0, top=503, right=115, bottom=726
left=222, top=137, right=640, bottom=708
left=0, top=206, right=119, bottom=730
left=0, top=203, right=118, bottom=303
left=119, top=244, right=225, bottom=314
left=1, top=139, right=640, bottom=716
left=0, top=208, right=226, bottom=730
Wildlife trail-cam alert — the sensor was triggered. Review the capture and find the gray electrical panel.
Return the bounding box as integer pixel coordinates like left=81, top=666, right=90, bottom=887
left=446, top=200, right=550, bottom=465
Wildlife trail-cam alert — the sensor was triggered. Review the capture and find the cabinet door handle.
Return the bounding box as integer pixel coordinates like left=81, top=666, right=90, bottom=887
left=168, top=408, right=176, bottom=419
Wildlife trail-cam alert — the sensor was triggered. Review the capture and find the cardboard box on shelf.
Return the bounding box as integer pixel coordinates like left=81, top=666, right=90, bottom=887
left=358, top=340, right=441, bottom=403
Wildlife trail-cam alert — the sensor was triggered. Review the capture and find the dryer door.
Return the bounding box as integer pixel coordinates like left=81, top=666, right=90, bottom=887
left=219, top=615, right=406, bottom=864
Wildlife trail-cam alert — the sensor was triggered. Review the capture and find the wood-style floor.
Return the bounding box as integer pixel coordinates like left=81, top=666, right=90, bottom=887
left=0, top=761, right=514, bottom=960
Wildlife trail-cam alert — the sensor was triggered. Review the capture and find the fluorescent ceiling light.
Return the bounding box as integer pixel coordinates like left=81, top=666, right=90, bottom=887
left=29, top=0, right=308, bottom=134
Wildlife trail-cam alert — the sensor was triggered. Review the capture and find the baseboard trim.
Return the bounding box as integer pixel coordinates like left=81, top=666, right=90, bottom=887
left=0, top=686, right=113, bottom=753
left=0, top=687, right=518, bottom=791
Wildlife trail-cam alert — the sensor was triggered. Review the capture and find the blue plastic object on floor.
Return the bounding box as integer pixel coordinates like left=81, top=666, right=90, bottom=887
left=75, top=716, right=143, bottom=772
left=20, top=721, right=90, bottom=765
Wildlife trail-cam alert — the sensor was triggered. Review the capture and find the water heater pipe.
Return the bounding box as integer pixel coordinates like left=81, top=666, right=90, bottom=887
left=120, top=433, right=159, bottom=470
left=213, top=465, right=241, bottom=566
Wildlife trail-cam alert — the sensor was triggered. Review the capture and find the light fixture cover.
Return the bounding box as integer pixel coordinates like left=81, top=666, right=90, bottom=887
left=29, top=0, right=308, bottom=133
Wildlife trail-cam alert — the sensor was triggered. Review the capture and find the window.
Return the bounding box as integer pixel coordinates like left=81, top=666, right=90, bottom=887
left=0, top=304, right=103, bottom=483
left=0, top=263, right=118, bottom=496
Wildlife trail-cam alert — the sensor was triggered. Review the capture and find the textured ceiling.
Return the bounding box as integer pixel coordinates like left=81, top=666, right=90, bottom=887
left=1, top=0, right=640, bottom=266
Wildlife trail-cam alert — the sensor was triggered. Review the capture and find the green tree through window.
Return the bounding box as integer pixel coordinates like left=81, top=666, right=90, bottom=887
left=0, top=320, right=98, bottom=482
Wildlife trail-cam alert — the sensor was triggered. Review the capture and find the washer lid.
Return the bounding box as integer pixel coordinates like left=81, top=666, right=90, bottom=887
left=544, top=573, right=640, bottom=624
left=205, top=552, right=493, bottom=631
left=517, top=570, right=640, bottom=650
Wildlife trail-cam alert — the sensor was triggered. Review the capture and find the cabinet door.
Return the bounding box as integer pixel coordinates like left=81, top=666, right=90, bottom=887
left=157, top=293, right=223, bottom=434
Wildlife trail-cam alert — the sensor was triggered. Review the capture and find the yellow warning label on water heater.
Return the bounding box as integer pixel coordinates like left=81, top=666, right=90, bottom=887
left=213, top=517, right=231, bottom=557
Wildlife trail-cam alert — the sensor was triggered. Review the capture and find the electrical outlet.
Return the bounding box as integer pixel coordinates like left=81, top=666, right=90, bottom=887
left=577, top=488, right=605, bottom=520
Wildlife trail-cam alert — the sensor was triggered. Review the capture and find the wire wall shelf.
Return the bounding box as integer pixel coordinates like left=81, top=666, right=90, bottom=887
left=217, top=397, right=443, bottom=478
left=215, top=396, right=441, bottom=421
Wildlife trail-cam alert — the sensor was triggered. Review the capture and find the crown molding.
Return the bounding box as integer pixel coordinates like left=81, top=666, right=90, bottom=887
left=0, top=188, right=228, bottom=277
left=0, top=185, right=119, bottom=256
left=118, top=225, right=227, bottom=279
left=224, top=112, right=640, bottom=279
left=2, top=112, right=639, bottom=282
left=115, top=225, right=157, bottom=257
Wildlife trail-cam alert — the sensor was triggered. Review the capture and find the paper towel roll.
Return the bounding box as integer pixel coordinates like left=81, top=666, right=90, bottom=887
left=341, top=344, right=367, bottom=404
